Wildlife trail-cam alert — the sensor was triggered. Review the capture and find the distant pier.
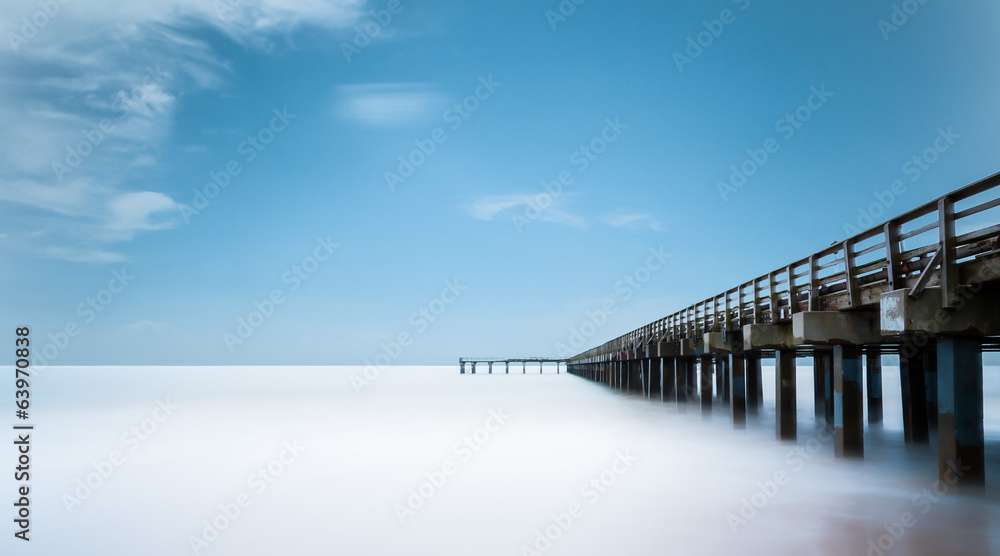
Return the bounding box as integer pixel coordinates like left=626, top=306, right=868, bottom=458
left=567, top=172, right=1000, bottom=487
left=460, top=357, right=567, bottom=374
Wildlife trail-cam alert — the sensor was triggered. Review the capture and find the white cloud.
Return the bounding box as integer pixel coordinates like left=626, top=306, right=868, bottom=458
left=466, top=194, right=587, bottom=229
left=337, top=83, right=444, bottom=127
left=603, top=212, right=665, bottom=231
left=107, top=191, right=180, bottom=232
left=0, top=0, right=367, bottom=262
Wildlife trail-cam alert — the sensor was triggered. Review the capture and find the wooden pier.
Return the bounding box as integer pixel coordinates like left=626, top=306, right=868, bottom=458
left=460, top=357, right=567, bottom=374
left=567, top=172, right=1000, bottom=486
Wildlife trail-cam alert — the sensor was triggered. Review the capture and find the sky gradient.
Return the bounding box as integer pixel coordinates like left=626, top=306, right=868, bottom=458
left=2, top=0, right=1000, bottom=365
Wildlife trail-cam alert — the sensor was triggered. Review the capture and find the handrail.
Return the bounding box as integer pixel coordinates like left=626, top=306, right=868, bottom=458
left=571, top=172, right=1000, bottom=360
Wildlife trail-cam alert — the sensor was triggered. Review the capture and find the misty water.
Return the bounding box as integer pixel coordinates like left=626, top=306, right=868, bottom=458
left=11, top=364, right=1000, bottom=555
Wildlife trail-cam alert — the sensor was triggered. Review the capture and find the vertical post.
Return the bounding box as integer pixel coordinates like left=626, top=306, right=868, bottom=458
left=489, top=362, right=492, bottom=374
left=834, top=345, right=864, bottom=458
left=675, top=358, right=687, bottom=403
left=723, top=357, right=730, bottom=406
left=650, top=358, right=661, bottom=400
left=700, top=355, right=713, bottom=414
left=865, top=348, right=883, bottom=425
left=505, top=361, right=509, bottom=374
left=924, top=344, right=938, bottom=430
left=775, top=349, right=796, bottom=441
left=813, top=351, right=827, bottom=418
left=540, top=361, right=543, bottom=374
left=936, top=337, right=984, bottom=486
left=823, top=351, right=835, bottom=427
left=472, top=362, right=476, bottom=374
left=745, top=352, right=761, bottom=416
left=460, top=362, right=465, bottom=375
left=730, top=352, right=746, bottom=428
left=900, top=344, right=930, bottom=444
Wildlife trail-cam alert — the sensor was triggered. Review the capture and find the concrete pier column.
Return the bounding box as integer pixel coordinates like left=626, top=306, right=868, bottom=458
left=540, top=362, right=543, bottom=374
left=813, top=351, right=827, bottom=419
left=700, top=355, right=713, bottom=414
left=688, top=358, right=699, bottom=399
left=936, top=337, right=985, bottom=486
left=721, top=357, right=730, bottom=406
left=675, top=358, right=688, bottom=403
left=505, top=361, right=509, bottom=374
left=745, top=352, right=761, bottom=416
left=730, top=352, right=746, bottom=428
left=522, top=361, right=526, bottom=374
left=472, top=363, right=476, bottom=374
left=775, top=349, right=797, bottom=441
left=650, top=359, right=661, bottom=400
left=834, top=345, right=864, bottom=458
left=715, top=359, right=724, bottom=401
left=488, top=362, right=493, bottom=374
left=924, top=343, right=938, bottom=430
left=460, top=362, right=465, bottom=375
left=663, top=358, right=676, bottom=402
left=900, top=345, right=930, bottom=444
left=865, top=349, right=883, bottom=425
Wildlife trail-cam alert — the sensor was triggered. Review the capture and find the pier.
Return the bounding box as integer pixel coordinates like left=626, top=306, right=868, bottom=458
left=460, top=357, right=567, bottom=374
left=566, top=173, right=1000, bottom=486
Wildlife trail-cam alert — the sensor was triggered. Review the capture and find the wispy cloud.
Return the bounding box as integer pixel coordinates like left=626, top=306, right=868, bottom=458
left=337, top=83, right=445, bottom=127
left=603, top=212, right=665, bottom=231
left=0, top=0, right=367, bottom=262
left=467, top=194, right=587, bottom=229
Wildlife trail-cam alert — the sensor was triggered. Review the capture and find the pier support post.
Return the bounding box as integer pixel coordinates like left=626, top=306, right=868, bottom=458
left=675, top=358, right=688, bottom=403
left=936, top=337, right=985, bottom=486
left=661, top=357, right=677, bottom=402
left=700, top=355, right=713, bottom=414
left=540, top=361, right=543, bottom=374
left=505, top=362, right=509, bottom=374
left=650, top=359, right=661, bottom=400
left=730, top=351, right=746, bottom=428
left=523, top=361, right=526, bottom=374
left=900, top=344, right=930, bottom=444
left=813, top=351, right=827, bottom=419
left=460, top=362, right=465, bottom=375
left=775, top=349, right=796, bottom=441
left=745, top=352, right=761, bottom=416
left=834, top=345, right=864, bottom=458
left=924, top=344, right=938, bottom=430
left=865, top=348, right=883, bottom=425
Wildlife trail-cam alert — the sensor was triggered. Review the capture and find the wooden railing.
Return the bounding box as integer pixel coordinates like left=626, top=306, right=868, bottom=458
left=572, top=172, right=1000, bottom=360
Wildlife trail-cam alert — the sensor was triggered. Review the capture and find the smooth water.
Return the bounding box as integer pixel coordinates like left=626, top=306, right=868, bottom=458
left=4, top=365, right=999, bottom=555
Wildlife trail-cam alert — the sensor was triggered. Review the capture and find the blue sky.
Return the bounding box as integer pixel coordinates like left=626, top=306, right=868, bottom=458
left=2, top=0, right=999, bottom=365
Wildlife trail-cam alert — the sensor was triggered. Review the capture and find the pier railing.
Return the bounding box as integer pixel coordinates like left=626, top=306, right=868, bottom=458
left=573, top=172, right=1000, bottom=359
